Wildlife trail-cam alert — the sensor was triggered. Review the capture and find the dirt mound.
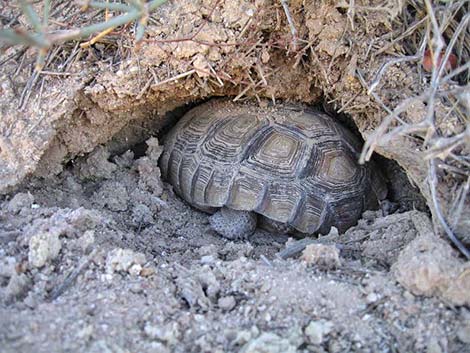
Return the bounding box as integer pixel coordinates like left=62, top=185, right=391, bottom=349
left=1, top=0, right=469, bottom=351
left=1, top=0, right=468, bottom=245
left=1, top=140, right=469, bottom=352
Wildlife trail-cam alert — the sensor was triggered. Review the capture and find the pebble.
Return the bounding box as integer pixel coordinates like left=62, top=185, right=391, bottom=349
left=403, top=290, right=415, bottom=301
left=131, top=204, right=153, bottom=225
left=301, top=244, right=341, bottom=269
left=240, top=332, right=297, bottom=353
left=328, top=339, right=344, bottom=353
left=230, top=326, right=260, bottom=346
left=106, top=248, right=146, bottom=275
left=304, top=320, right=334, bottom=345
left=198, top=244, right=218, bottom=256
left=7, top=192, right=35, bottom=213
left=0, top=256, right=16, bottom=278
left=128, top=264, right=143, bottom=276
left=140, top=267, right=155, bottom=277
left=200, top=255, right=216, bottom=264
left=392, top=230, right=470, bottom=306
left=366, top=292, right=379, bottom=303
left=28, top=230, right=62, bottom=268
left=218, top=296, right=236, bottom=311
left=129, top=282, right=144, bottom=294
left=6, top=273, right=31, bottom=300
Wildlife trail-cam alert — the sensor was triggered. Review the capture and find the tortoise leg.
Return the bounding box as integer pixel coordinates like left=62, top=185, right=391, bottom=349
left=259, top=216, right=295, bottom=235
left=209, top=207, right=257, bottom=239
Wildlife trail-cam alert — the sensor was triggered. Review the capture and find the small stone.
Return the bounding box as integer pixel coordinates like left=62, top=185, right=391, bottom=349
left=233, top=330, right=254, bottom=345
left=128, top=264, right=143, bottom=276
left=148, top=342, right=170, bottom=353
left=23, top=293, right=37, bottom=308
left=129, top=282, right=144, bottom=294
left=403, top=290, right=415, bottom=301
left=286, top=326, right=304, bottom=349
left=200, top=255, right=216, bottom=264
left=457, top=323, right=470, bottom=344
left=113, top=150, right=134, bottom=168
left=218, top=296, right=236, bottom=311
left=6, top=273, right=31, bottom=300
left=392, top=231, right=470, bottom=305
left=326, top=226, right=339, bottom=237
left=301, top=244, right=341, bottom=269
left=135, top=140, right=164, bottom=196
left=197, top=270, right=220, bottom=299
left=135, top=157, right=164, bottom=196
left=366, top=292, right=379, bottom=303
left=328, top=339, right=344, bottom=353
left=102, top=273, right=113, bottom=282
left=0, top=257, right=17, bottom=278
left=106, top=248, right=146, bottom=274
left=7, top=192, right=35, bottom=213
left=65, top=207, right=101, bottom=230
left=140, top=267, right=155, bottom=277
left=304, top=320, right=334, bottom=345
left=221, top=242, right=254, bottom=257
left=240, top=332, right=297, bottom=353
left=28, top=230, right=62, bottom=268
left=131, top=204, right=153, bottom=225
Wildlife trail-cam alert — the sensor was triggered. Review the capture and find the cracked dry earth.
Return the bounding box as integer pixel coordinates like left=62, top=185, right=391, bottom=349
left=1, top=137, right=469, bottom=353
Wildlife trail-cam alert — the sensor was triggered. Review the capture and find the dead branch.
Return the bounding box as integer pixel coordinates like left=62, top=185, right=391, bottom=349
left=429, top=159, right=470, bottom=259
left=279, top=0, right=298, bottom=51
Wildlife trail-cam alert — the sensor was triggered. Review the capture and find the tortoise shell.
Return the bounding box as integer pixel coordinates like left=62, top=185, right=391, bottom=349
left=160, top=100, right=386, bottom=234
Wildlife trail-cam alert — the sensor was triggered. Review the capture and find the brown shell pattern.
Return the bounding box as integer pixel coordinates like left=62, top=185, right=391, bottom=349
left=160, top=100, right=387, bottom=234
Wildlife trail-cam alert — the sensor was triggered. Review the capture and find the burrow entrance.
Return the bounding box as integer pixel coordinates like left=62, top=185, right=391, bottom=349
left=108, top=97, right=428, bottom=219
left=25, top=97, right=429, bottom=243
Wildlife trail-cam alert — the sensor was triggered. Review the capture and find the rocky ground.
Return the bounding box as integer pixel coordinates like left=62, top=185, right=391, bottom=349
left=1, top=137, right=469, bottom=353
left=1, top=0, right=469, bottom=352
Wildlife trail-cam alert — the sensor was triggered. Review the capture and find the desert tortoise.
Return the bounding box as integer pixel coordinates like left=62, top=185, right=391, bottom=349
left=160, top=100, right=387, bottom=239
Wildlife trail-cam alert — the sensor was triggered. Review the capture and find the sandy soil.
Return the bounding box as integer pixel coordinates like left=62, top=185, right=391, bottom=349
left=1, top=137, right=469, bottom=352
left=1, top=1, right=469, bottom=352
left=1, top=0, right=468, bottom=236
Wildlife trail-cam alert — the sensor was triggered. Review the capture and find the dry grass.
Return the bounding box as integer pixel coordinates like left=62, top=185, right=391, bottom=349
left=356, top=0, right=470, bottom=258
left=0, top=0, right=168, bottom=69
left=0, top=0, right=291, bottom=107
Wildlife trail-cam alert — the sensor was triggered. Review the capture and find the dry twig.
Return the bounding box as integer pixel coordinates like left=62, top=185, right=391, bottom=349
left=0, top=0, right=169, bottom=70
left=357, top=0, right=470, bottom=258
left=279, top=0, right=298, bottom=51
